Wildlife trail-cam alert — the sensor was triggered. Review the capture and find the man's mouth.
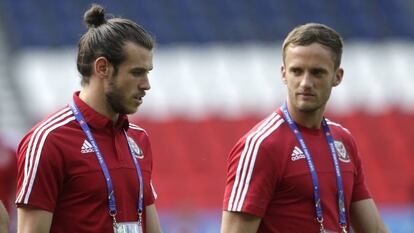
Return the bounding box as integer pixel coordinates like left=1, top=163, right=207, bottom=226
left=133, top=94, right=145, bottom=103
left=297, top=92, right=314, bottom=97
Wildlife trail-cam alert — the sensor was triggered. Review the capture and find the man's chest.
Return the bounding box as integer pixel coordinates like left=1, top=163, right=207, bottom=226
left=56, top=128, right=150, bottom=173
left=53, top=128, right=151, bottom=201
left=272, top=134, right=356, bottom=200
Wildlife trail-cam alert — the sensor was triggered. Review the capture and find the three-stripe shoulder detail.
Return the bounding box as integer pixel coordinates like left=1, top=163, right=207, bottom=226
left=326, top=118, right=351, bottom=134
left=16, top=107, right=75, bottom=204
left=129, top=123, right=147, bottom=134
left=227, top=113, right=285, bottom=212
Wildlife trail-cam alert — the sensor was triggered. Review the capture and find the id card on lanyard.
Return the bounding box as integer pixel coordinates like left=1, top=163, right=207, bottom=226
left=114, top=222, right=143, bottom=233
left=69, top=101, right=144, bottom=233
left=281, top=102, right=347, bottom=233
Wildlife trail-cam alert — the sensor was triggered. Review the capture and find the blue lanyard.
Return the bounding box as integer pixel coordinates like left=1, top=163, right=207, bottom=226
left=69, top=101, right=144, bottom=223
left=281, top=102, right=346, bottom=231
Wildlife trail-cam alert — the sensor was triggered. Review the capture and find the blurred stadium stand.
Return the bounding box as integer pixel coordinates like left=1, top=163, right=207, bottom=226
left=0, top=0, right=413, bottom=232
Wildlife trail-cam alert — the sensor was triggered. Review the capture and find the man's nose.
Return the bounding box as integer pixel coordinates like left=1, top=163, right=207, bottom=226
left=139, top=75, right=151, bottom=90
left=299, top=72, right=313, bottom=88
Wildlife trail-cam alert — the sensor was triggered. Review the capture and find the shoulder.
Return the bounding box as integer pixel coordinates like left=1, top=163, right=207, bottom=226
left=30, top=106, right=76, bottom=134
left=246, top=112, right=287, bottom=145
left=325, top=118, right=359, bottom=158
left=325, top=118, right=356, bottom=146
left=21, top=106, right=75, bottom=141
left=231, top=112, right=286, bottom=157
left=126, top=123, right=153, bottom=163
left=127, top=123, right=149, bottom=140
left=19, top=107, right=76, bottom=151
left=325, top=118, right=352, bottom=136
left=128, top=123, right=148, bottom=134
left=126, top=123, right=151, bottom=147
left=249, top=112, right=285, bottom=135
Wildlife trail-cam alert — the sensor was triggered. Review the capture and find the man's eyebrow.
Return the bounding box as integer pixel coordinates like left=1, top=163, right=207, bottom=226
left=288, top=66, right=302, bottom=70
left=131, top=67, right=153, bottom=72
left=311, top=67, right=328, bottom=72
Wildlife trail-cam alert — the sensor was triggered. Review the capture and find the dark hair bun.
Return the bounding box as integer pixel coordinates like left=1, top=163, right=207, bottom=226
left=84, top=4, right=106, bottom=28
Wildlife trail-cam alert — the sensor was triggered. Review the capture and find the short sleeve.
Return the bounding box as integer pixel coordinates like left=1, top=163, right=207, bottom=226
left=138, top=132, right=157, bottom=206
left=16, top=132, right=65, bottom=212
left=223, top=136, right=278, bottom=217
left=349, top=137, right=371, bottom=202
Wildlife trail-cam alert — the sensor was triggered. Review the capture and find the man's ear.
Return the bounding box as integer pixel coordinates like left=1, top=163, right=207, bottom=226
left=333, top=68, right=344, bottom=87
left=94, top=57, right=111, bottom=78
left=281, top=65, right=287, bottom=85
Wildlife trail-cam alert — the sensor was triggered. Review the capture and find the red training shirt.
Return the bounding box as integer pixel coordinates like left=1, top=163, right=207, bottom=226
left=16, top=92, right=157, bottom=233
left=223, top=108, right=371, bottom=233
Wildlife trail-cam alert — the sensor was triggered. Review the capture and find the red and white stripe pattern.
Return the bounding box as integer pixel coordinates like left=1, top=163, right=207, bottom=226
left=16, top=107, right=75, bottom=204
left=150, top=180, right=158, bottom=200
left=129, top=123, right=147, bottom=134
left=227, top=112, right=285, bottom=211
left=326, top=118, right=350, bottom=134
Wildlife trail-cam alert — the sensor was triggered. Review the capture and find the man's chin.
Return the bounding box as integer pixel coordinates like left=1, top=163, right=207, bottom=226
left=117, top=105, right=139, bottom=115
left=129, top=105, right=141, bottom=115
left=125, top=109, right=139, bottom=115
left=297, top=103, right=320, bottom=113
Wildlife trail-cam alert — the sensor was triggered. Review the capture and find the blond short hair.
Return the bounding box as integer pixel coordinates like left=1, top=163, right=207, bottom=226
left=282, top=23, right=343, bottom=69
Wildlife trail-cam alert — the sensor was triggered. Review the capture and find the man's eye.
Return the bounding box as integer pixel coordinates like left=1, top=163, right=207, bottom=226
left=133, top=71, right=145, bottom=76
left=291, top=69, right=301, bottom=75
left=312, top=70, right=325, bottom=77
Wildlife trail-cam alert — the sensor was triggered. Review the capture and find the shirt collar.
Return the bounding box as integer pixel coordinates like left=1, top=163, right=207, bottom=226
left=72, top=91, right=129, bottom=130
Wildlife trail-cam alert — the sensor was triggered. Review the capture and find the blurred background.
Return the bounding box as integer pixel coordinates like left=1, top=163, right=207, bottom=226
left=0, top=0, right=413, bottom=232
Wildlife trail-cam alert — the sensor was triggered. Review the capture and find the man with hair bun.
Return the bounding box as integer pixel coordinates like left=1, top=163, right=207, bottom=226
left=16, top=4, right=162, bottom=233
left=221, top=23, right=389, bottom=233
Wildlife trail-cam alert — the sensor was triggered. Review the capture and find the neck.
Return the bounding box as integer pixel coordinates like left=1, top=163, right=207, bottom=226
left=79, top=84, right=119, bottom=122
left=285, top=100, right=325, bottom=129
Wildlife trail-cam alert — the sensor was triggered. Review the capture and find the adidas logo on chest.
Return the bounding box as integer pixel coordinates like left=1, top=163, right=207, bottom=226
left=81, top=140, right=95, bottom=153
left=291, top=146, right=305, bottom=161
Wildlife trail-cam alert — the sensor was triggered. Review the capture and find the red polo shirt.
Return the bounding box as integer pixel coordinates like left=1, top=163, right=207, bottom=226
left=16, top=92, right=157, bottom=233
left=223, top=109, right=371, bottom=232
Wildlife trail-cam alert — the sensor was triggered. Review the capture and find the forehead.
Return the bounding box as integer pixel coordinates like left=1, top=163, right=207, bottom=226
left=121, top=42, right=153, bottom=69
left=284, top=43, right=335, bottom=69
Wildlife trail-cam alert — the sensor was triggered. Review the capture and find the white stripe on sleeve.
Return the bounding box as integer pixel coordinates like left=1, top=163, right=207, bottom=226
left=17, top=107, right=74, bottom=203
left=227, top=113, right=284, bottom=211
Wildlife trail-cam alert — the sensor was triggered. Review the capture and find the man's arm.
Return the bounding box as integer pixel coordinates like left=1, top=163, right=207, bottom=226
left=350, top=199, right=390, bottom=233
left=17, top=207, right=53, bottom=233
left=0, top=201, right=9, bottom=233
left=145, top=204, right=162, bottom=233
left=220, top=211, right=261, bottom=233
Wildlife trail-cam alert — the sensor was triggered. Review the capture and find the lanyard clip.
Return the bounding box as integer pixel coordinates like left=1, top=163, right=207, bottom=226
left=340, top=224, right=348, bottom=233
left=110, top=210, right=118, bottom=228
left=138, top=209, right=143, bottom=225
left=317, top=217, right=325, bottom=233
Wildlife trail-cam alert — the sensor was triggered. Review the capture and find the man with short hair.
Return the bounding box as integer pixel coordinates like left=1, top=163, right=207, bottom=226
left=16, top=4, right=162, bottom=233
left=221, top=23, right=389, bottom=233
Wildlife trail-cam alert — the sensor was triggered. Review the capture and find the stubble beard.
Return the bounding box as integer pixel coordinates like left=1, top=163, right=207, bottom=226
left=105, top=78, right=135, bottom=115
left=297, top=102, right=321, bottom=113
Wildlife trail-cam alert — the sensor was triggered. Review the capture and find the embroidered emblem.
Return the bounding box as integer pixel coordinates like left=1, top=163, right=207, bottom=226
left=127, top=137, right=144, bottom=159
left=291, top=146, right=305, bottom=161
left=334, top=140, right=350, bottom=163
left=80, top=140, right=94, bottom=153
